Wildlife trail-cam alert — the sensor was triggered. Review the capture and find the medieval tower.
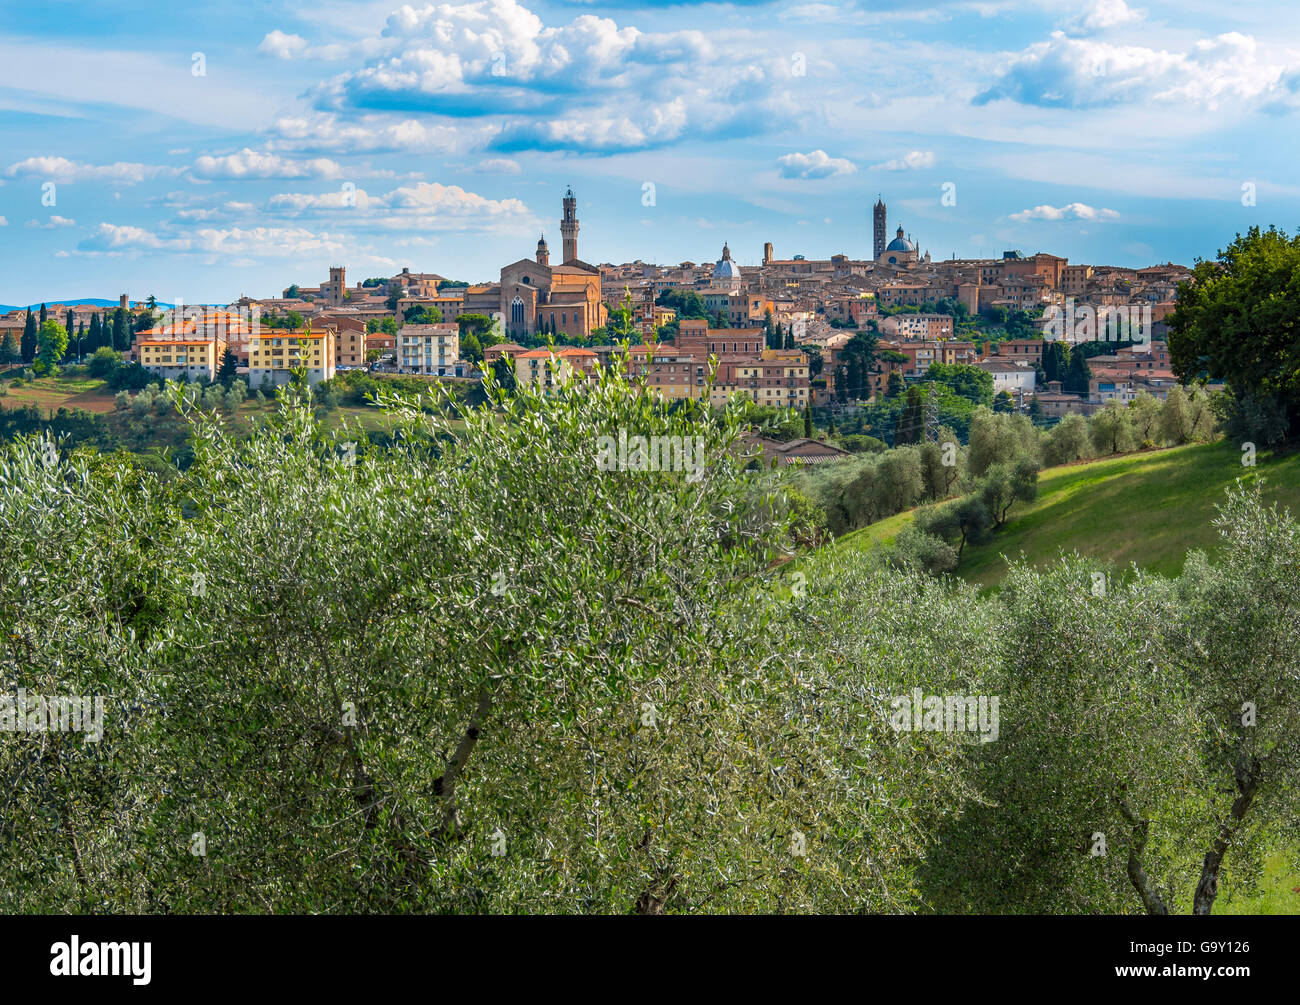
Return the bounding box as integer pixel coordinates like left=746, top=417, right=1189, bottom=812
left=873, top=197, right=887, bottom=261
left=561, top=187, right=579, bottom=264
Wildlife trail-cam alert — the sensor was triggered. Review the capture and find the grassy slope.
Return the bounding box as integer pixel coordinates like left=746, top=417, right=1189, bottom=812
left=834, top=439, right=1300, bottom=589
left=826, top=439, right=1300, bottom=914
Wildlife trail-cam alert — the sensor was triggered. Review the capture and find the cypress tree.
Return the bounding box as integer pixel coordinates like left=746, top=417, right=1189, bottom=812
left=1064, top=348, right=1092, bottom=395
left=0, top=331, right=20, bottom=364
left=21, top=309, right=37, bottom=363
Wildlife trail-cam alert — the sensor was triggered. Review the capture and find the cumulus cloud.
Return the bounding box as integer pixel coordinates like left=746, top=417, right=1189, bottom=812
left=78, top=223, right=171, bottom=252
left=26, top=216, right=76, bottom=229
left=77, top=222, right=351, bottom=258
left=777, top=150, right=856, bottom=179
left=1064, top=0, right=1142, bottom=34
left=0, top=216, right=8, bottom=226
left=267, top=187, right=375, bottom=211
left=1010, top=203, right=1119, bottom=222
left=190, top=148, right=344, bottom=180
left=271, top=0, right=791, bottom=154
left=872, top=150, right=935, bottom=171
left=269, top=114, right=471, bottom=154
left=4, top=156, right=172, bottom=185
left=978, top=30, right=1293, bottom=110
left=381, top=181, right=528, bottom=216
left=259, top=30, right=310, bottom=59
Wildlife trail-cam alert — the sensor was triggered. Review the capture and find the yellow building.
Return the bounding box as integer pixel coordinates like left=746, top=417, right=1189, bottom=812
left=513, top=346, right=599, bottom=391
left=248, top=328, right=336, bottom=388
left=138, top=338, right=225, bottom=381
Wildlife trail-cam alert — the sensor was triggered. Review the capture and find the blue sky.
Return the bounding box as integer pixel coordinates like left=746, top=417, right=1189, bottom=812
left=1, top=0, right=1296, bottom=304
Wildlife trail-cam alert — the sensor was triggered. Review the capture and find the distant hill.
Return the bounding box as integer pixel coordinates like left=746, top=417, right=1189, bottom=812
left=0, top=298, right=174, bottom=313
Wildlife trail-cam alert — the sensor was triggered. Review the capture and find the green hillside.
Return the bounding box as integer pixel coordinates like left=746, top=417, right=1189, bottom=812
left=824, top=440, right=1300, bottom=915
left=835, top=439, right=1300, bottom=588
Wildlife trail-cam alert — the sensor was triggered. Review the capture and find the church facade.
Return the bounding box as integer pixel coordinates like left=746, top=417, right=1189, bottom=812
left=497, top=188, right=607, bottom=341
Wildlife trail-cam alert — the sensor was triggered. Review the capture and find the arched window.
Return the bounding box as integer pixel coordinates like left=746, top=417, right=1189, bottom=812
left=511, top=297, right=524, bottom=325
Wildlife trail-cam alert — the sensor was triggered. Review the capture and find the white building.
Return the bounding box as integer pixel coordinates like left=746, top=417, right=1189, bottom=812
left=977, top=359, right=1036, bottom=395
left=397, top=323, right=461, bottom=376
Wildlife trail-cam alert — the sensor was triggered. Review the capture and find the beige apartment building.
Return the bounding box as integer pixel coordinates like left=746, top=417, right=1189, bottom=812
left=248, top=329, right=336, bottom=388
left=138, top=338, right=225, bottom=382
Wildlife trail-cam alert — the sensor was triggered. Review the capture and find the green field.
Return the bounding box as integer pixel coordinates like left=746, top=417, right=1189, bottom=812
left=834, top=439, right=1300, bottom=588
left=0, top=371, right=466, bottom=444
left=825, top=439, right=1300, bottom=913
left=1, top=375, right=117, bottom=413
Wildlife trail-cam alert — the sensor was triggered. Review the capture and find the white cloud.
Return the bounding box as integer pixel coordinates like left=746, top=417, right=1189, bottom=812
left=284, top=0, right=794, bottom=154
left=190, top=148, right=344, bottom=180
left=25, top=216, right=76, bottom=229
left=476, top=158, right=522, bottom=174
left=1010, top=202, right=1119, bottom=222
left=267, top=188, right=374, bottom=211
left=77, top=221, right=354, bottom=258
left=979, top=30, right=1293, bottom=110
left=0, top=216, right=7, bottom=227
left=1065, top=0, right=1143, bottom=34
left=259, top=30, right=310, bottom=60
left=777, top=149, right=856, bottom=179
left=381, top=181, right=528, bottom=216
left=4, top=156, right=172, bottom=185
left=872, top=150, right=936, bottom=171
left=79, top=223, right=171, bottom=252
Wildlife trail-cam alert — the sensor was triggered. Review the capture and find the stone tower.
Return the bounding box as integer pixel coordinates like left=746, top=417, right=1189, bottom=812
left=536, top=234, right=549, bottom=267
left=561, top=187, right=579, bottom=264
left=327, top=266, right=346, bottom=306
left=873, top=197, right=886, bottom=261
left=763, top=241, right=774, bottom=265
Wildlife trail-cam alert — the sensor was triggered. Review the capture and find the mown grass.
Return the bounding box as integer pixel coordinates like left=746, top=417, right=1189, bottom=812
left=819, top=440, right=1300, bottom=914
left=829, top=439, right=1300, bottom=589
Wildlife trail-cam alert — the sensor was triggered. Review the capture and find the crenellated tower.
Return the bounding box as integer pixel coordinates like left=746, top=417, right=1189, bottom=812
left=561, top=187, right=579, bottom=263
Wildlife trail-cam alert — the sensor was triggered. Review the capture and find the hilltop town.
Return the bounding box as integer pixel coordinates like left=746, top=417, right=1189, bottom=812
left=0, top=190, right=1190, bottom=453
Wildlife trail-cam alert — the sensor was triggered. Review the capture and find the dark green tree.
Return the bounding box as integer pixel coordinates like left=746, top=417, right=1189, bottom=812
left=895, top=386, right=926, bottom=445
left=21, top=309, right=37, bottom=363
left=1168, top=225, right=1300, bottom=446
left=217, top=347, right=239, bottom=384
left=1063, top=347, right=1092, bottom=395
left=0, top=331, right=20, bottom=365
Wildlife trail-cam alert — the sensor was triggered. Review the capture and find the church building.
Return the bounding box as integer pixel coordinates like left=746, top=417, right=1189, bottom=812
left=497, top=188, right=607, bottom=341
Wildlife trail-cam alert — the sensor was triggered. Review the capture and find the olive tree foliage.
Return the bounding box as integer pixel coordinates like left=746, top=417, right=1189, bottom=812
left=0, top=369, right=988, bottom=913
left=967, top=407, right=1040, bottom=477
left=1089, top=400, right=1138, bottom=455
left=0, top=440, right=183, bottom=913
left=920, top=483, right=1300, bottom=914
left=1042, top=413, right=1092, bottom=467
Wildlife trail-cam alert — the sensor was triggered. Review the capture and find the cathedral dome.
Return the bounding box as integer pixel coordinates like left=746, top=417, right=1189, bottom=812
left=714, top=243, right=741, bottom=280
left=886, top=227, right=915, bottom=253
